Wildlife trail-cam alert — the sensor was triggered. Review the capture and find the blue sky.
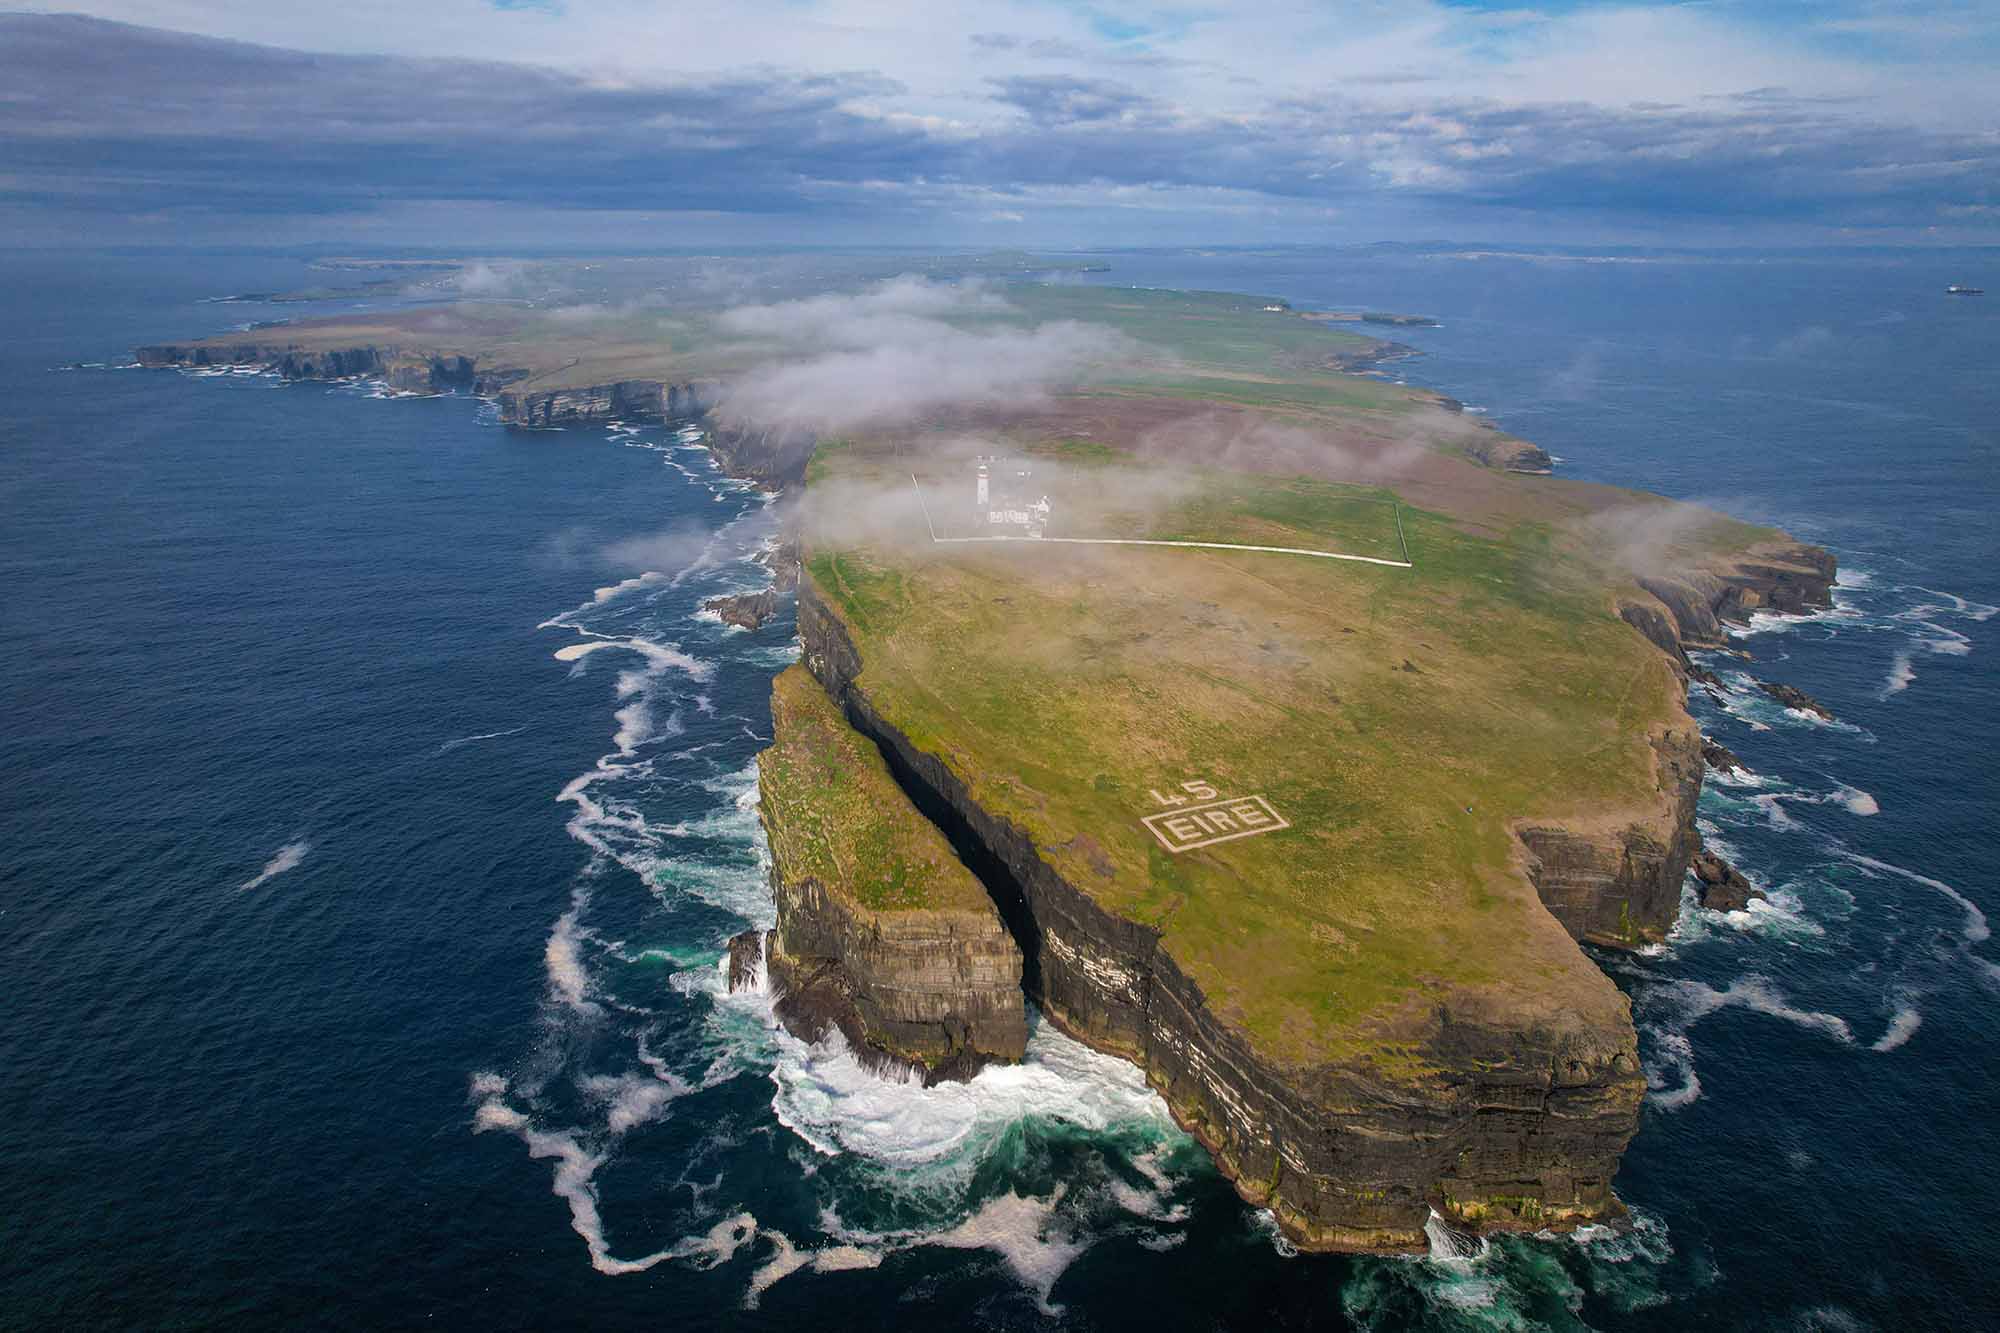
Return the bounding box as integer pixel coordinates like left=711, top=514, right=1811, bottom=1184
left=3, top=2, right=1996, bottom=247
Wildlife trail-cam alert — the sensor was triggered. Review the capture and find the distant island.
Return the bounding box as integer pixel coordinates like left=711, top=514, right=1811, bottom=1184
left=139, top=270, right=1834, bottom=1252
left=1302, top=310, right=1442, bottom=327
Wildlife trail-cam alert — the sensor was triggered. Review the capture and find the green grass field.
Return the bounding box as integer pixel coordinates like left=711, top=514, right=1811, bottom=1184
left=759, top=663, right=995, bottom=915
left=803, top=438, right=1679, bottom=1070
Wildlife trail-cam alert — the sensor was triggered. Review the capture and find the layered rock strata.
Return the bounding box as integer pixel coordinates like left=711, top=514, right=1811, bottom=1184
left=1629, top=546, right=1838, bottom=651
left=756, top=665, right=1026, bottom=1084
left=498, top=379, right=716, bottom=428
left=796, top=579, right=1642, bottom=1252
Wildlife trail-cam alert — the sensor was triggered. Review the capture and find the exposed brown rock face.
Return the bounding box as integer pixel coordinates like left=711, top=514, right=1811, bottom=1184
left=705, top=422, right=818, bottom=490
left=797, top=580, right=1642, bottom=1252
left=1701, top=736, right=1746, bottom=776
left=1757, top=680, right=1835, bottom=721
left=1514, top=722, right=1703, bottom=949
left=497, top=379, right=717, bottom=427
left=763, top=872, right=1028, bottom=1085
left=702, top=588, right=780, bottom=630
left=725, top=928, right=764, bottom=993
left=1532, top=547, right=1834, bottom=949
left=1634, top=545, right=1837, bottom=649
left=1691, top=846, right=1762, bottom=912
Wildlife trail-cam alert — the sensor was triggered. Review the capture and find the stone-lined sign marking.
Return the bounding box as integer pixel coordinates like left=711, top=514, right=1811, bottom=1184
left=1142, top=793, right=1292, bottom=853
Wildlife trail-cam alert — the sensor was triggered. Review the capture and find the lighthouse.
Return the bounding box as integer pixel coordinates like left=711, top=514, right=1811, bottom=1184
left=976, top=460, right=990, bottom=508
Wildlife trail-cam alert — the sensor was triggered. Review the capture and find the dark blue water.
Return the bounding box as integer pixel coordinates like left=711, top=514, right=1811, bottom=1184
left=2, top=250, right=1994, bottom=1330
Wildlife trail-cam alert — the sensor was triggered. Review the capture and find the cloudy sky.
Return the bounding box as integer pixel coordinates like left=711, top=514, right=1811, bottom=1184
left=4, top=2, right=1996, bottom=247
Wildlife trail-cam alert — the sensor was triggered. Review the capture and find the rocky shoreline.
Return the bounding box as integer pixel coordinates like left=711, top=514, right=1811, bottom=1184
left=132, top=341, right=729, bottom=436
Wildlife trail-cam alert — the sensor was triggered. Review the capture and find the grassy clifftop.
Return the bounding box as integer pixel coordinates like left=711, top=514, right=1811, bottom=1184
left=801, top=435, right=1685, bottom=1071
left=760, top=663, right=994, bottom=916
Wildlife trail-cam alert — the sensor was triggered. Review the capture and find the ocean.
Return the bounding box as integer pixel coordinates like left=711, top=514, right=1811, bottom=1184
left=1, top=248, right=1993, bottom=1330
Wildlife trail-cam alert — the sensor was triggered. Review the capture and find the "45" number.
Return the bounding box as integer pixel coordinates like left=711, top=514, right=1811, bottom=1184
left=1149, top=779, right=1219, bottom=807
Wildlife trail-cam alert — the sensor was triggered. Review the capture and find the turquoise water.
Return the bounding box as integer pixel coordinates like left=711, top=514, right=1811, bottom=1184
left=1, top=250, right=1994, bottom=1329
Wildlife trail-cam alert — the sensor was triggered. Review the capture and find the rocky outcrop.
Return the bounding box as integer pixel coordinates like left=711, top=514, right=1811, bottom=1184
left=1580, top=548, right=1833, bottom=941
left=1462, top=430, right=1555, bottom=474
left=705, top=422, right=818, bottom=491
left=1701, top=736, right=1746, bottom=776
left=1758, top=680, right=1835, bottom=721
left=702, top=589, right=781, bottom=630
left=1632, top=545, right=1837, bottom=650
left=726, top=928, right=764, bottom=993
left=1691, top=846, right=1762, bottom=912
left=796, top=578, right=1641, bottom=1252
left=1320, top=340, right=1419, bottom=373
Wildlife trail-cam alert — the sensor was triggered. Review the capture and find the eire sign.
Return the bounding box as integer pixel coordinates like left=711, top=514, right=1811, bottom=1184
left=1141, top=780, right=1292, bottom=854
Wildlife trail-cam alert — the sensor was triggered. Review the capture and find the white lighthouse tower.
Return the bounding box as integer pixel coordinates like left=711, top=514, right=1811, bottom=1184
left=976, top=459, right=990, bottom=508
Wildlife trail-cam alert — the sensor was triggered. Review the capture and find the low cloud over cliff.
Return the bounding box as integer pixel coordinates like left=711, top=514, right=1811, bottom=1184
left=715, top=279, right=1142, bottom=434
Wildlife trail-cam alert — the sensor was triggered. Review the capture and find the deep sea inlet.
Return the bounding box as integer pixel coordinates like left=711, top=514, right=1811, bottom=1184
left=1, top=249, right=1995, bottom=1330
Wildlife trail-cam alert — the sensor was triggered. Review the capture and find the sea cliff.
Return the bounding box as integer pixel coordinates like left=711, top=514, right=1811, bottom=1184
left=794, top=578, right=1645, bottom=1250
left=133, top=341, right=718, bottom=430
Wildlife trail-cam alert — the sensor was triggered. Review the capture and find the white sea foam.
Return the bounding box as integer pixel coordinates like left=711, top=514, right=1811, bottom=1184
left=1881, top=651, right=1916, bottom=697
left=1750, top=793, right=1801, bottom=831
left=1871, top=1005, right=1923, bottom=1053
left=585, top=1069, right=692, bottom=1135
left=742, top=1231, right=884, bottom=1308
left=1909, top=586, right=1999, bottom=622
left=670, top=1212, right=760, bottom=1269
left=1643, top=1031, right=1703, bottom=1110
left=1643, top=976, right=1854, bottom=1109
left=1728, top=602, right=1856, bottom=639
left=1252, top=1208, right=1300, bottom=1258
left=933, top=1191, right=1089, bottom=1315
left=436, top=724, right=529, bottom=754
left=238, top=838, right=309, bottom=891
left=545, top=885, right=598, bottom=1012
left=763, top=1014, right=1179, bottom=1183
left=590, top=571, right=668, bottom=605
left=1843, top=853, right=1989, bottom=943
left=1835, top=786, right=1879, bottom=816
left=1676, top=977, right=1854, bottom=1042
left=551, top=636, right=711, bottom=679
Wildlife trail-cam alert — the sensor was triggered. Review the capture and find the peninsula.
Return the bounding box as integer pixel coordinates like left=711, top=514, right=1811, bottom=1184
left=141, top=272, right=1834, bottom=1252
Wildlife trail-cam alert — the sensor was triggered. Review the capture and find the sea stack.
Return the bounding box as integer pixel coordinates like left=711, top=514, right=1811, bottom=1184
left=756, top=664, right=1027, bottom=1083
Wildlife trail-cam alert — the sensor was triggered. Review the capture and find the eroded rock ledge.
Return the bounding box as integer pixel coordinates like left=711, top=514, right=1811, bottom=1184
left=796, top=579, right=1642, bottom=1253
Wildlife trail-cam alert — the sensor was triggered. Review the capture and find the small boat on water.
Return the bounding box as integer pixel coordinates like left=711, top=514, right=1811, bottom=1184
left=1946, top=284, right=1985, bottom=295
